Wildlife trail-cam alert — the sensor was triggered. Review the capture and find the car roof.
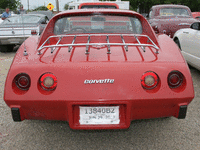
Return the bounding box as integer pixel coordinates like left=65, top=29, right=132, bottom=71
left=28, top=11, right=53, bottom=19
left=152, top=4, right=190, bottom=9
left=55, top=9, right=139, bottom=17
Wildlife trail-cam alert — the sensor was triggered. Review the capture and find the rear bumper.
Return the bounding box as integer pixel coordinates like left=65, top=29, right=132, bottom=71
left=7, top=98, right=192, bottom=130
left=0, top=36, right=30, bottom=45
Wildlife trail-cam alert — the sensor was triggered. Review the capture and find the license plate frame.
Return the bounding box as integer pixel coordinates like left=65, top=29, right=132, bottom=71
left=79, top=106, right=120, bottom=125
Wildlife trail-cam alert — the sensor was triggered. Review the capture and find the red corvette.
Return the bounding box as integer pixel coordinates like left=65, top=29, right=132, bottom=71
left=4, top=9, right=194, bottom=130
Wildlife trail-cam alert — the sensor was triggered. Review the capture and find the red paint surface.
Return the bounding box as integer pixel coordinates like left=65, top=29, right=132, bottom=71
left=79, top=2, right=119, bottom=9
left=4, top=9, right=194, bottom=129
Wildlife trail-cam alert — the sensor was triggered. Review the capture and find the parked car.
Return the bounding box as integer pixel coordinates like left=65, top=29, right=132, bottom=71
left=79, top=2, right=119, bottom=9
left=4, top=9, right=194, bottom=130
left=148, top=4, right=198, bottom=37
left=0, top=11, right=17, bottom=24
left=0, top=15, right=3, bottom=24
left=0, top=14, right=49, bottom=52
left=192, top=12, right=200, bottom=20
left=28, top=11, right=54, bottom=20
left=173, top=22, right=200, bottom=70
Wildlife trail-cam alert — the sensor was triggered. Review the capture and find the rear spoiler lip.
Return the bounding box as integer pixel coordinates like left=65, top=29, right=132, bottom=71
left=0, top=23, right=39, bottom=29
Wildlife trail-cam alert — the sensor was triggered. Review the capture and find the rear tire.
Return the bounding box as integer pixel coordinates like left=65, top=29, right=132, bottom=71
left=7, top=45, right=14, bottom=52
left=174, top=38, right=181, bottom=51
left=0, top=45, right=8, bottom=52
left=0, top=45, right=14, bottom=52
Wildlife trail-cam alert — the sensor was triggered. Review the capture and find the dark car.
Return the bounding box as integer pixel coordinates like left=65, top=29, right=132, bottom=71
left=148, top=4, right=198, bottom=37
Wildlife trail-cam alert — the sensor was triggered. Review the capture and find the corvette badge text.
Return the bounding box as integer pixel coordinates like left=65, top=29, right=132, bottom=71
left=84, top=79, right=114, bottom=84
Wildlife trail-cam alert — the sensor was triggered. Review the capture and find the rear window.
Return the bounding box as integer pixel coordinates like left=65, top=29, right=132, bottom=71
left=160, top=8, right=189, bottom=16
left=2, top=15, right=41, bottom=24
left=54, top=14, right=142, bottom=34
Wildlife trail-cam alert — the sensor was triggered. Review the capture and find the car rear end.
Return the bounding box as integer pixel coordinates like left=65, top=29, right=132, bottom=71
left=0, top=24, right=40, bottom=45
left=150, top=5, right=197, bottom=37
left=4, top=9, right=194, bottom=130
left=155, top=17, right=197, bottom=37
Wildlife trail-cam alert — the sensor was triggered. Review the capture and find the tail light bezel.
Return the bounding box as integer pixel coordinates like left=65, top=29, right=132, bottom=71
left=168, top=71, right=183, bottom=88
left=39, top=73, right=57, bottom=90
left=141, top=71, right=159, bottom=89
left=31, top=30, right=37, bottom=35
left=14, top=73, right=31, bottom=90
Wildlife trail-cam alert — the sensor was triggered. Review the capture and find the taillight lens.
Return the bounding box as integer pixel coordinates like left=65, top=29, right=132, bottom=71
left=31, top=30, right=37, bottom=35
left=168, top=71, right=183, bottom=88
left=141, top=71, right=159, bottom=89
left=40, top=73, right=57, bottom=90
left=14, top=73, right=31, bottom=90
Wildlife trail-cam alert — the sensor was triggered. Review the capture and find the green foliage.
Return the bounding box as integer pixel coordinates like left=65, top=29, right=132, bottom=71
left=0, top=0, right=18, bottom=10
left=64, top=4, right=69, bottom=10
left=33, top=6, right=48, bottom=11
left=16, top=0, right=22, bottom=9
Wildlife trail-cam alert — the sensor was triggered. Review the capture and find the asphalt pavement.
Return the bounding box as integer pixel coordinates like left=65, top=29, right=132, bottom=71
left=0, top=50, right=200, bottom=150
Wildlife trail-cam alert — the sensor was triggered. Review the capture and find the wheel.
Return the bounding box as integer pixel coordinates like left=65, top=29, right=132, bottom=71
left=174, top=38, right=182, bottom=51
left=0, top=45, right=14, bottom=52
left=0, top=45, right=8, bottom=52
left=7, top=45, right=14, bottom=52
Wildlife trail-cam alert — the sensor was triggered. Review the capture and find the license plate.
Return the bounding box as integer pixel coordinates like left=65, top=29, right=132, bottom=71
left=8, top=39, right=20, bottom=44
left=79, top=106, right=120, bottom=125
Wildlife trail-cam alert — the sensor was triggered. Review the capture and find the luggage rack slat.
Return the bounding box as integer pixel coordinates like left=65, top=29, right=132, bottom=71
left=51, top=36, right=63, bottom=53
left=68, top=35, right=76, bottom=52
left=37, top=34, right=159, bottom=55
left=106, top=35, right=111, bottom=54
left=85, top=35, right=90, bottom=54
left=134, top=35, right=145, bottom=52
left=120, top=35, right=128, bottom=52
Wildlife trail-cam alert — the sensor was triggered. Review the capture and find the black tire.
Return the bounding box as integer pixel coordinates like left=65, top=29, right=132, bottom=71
left=0, top=45, right=14, bottom=52
left=174, top=38, right=182, bottom=51
left=0, top=45, right=8, bottom=52
left=7, top=45, right=15, bottom=52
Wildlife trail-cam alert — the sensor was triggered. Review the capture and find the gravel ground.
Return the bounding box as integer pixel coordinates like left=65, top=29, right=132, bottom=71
left=0, top=51, right=200, bottom=150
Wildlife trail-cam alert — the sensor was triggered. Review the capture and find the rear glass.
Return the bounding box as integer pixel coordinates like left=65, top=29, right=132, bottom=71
left=160, top=8, right=189, bottom=16
left=81, top=5, right=117, bottom=9
left=2, top=15, right=41, bottom=24
left=54, top=14, right=142, bottom=34
left=195, top=16, right=200, bottom=20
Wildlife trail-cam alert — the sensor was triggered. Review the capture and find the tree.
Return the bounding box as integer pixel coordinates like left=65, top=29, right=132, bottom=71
left=33, top=6, right=48, bottom=11
left=0, top=0, right=18, bottom=10
left=64, top=3, right=69, bottom=10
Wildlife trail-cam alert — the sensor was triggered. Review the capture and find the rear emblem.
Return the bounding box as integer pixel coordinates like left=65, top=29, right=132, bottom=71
left=84, top=79, right=114, bottom=84
left=12, top=31, right=15, bottom=34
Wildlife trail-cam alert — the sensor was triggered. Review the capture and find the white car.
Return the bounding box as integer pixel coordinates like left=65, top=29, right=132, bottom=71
left=0, top=14, right=48, bottom=52
left=173, top=22, right=200, bottom=70
left=0, top=15, right=3, bottom=24
left=0, top=12, right=17, bottom=24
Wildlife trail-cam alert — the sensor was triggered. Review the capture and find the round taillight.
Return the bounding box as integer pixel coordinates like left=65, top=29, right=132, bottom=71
left=168, top=71, right=183, bottom=88
left=40, top=73, right=57, bottom=90
left=15, top=73, right=31, bottom=90
left=141, top=71, right=159, bottom=89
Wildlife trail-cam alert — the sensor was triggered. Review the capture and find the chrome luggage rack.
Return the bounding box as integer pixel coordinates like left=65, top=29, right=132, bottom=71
left=37, top=34, right=159, bottom=55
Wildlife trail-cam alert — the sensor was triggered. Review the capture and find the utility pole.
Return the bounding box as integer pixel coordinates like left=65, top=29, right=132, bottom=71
left=27, top=0, right=29, bottom=10
left=56, top=0, right=59, bottom=13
